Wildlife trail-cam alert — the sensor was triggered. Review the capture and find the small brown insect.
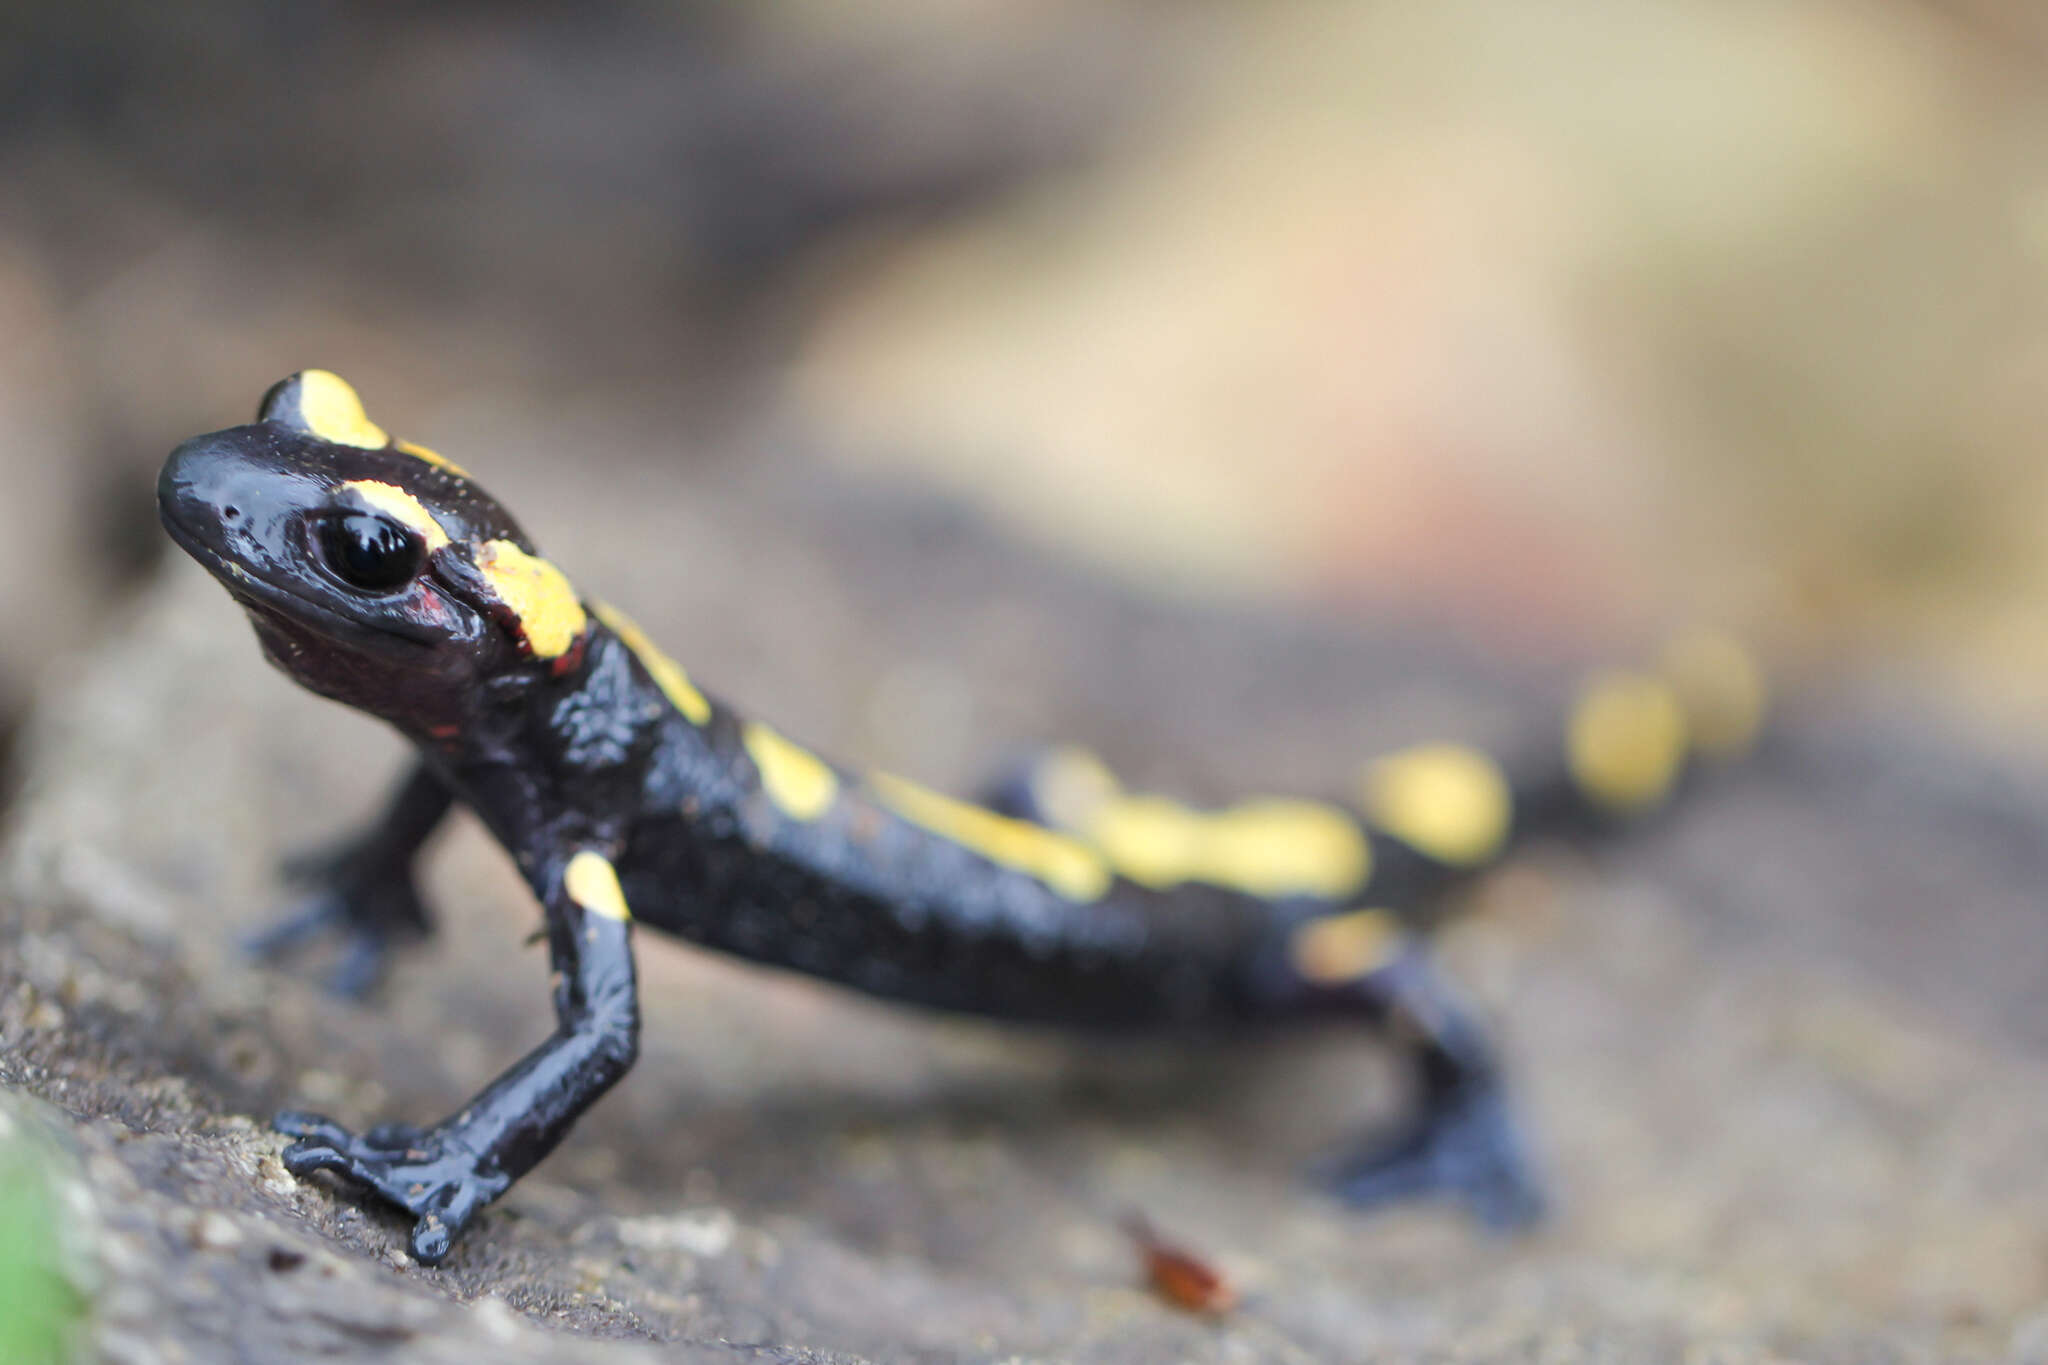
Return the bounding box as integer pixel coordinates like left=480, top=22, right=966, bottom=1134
left=1124, top=1211, right=1238, bottom=1316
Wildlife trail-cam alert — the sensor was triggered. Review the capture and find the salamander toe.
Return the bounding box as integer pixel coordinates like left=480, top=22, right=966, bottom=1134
left=1327, top=1087, right=1547, bottom=1230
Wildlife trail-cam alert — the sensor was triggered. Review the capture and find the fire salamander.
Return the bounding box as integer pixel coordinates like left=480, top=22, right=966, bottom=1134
left=156, top=372, right=1767, bottom=1265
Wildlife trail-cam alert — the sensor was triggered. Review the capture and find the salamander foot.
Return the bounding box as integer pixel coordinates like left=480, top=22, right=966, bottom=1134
left=277, top=1111, right=507, bottom=1265
left=1328, top=1087, right=1546, bottom=1230
left=245, top=848, right=432, bottom=997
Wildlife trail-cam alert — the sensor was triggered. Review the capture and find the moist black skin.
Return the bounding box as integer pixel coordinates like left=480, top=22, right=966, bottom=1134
left=158, top=375, right=1723, bottom=1266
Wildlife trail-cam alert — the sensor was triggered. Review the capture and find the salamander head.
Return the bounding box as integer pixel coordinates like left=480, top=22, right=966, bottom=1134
left=158, top=371, right=589, bottom=726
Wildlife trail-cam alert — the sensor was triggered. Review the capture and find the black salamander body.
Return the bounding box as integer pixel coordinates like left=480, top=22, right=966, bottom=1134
left=157, top=372, right=1766, bottom=1264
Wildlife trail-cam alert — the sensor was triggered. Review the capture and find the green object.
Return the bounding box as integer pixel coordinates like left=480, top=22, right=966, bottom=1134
left=0, top=1109, right=85, bottom=1365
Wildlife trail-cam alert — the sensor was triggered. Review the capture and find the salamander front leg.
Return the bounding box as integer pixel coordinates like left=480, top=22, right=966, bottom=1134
left=1328, top=950, right=1546, bottom=1230
left=248, top=762, right=454, bottom=997
left=276, top=849, right=639, bottom=1264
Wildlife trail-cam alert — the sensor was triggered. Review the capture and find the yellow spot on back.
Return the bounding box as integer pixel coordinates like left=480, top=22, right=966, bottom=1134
left=1289, top=908, right=1406, bottom=985
left=294, top=370, right=389, bottom=449
left=1360, top=744, right=1512, bottom=867
left=339, top=480, right=450, bottom=552
left=743, top=723, right=839, bottom=821
left=564, top=850, right=631, bottom=922
left=1659, top=629, right=1767, bottom=759
left=1568, top=671, right=1689, bottom=813
left=593, top=602, right=712, bottom=725
left=1030, top=746, right=1122, bottom=831
left=394, top=439, right=470, bottom=478
left=872, top=773, right=1113, bottom=902
left=477, top=539, right=587, bottom=660
left=1088, top=797, right=1371, bottom=900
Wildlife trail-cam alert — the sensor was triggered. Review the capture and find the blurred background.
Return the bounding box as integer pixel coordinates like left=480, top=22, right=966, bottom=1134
left=1, top=0, right=2046, bottom=794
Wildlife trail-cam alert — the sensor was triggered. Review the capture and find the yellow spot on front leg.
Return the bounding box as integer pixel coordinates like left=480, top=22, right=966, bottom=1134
left=477, top=540, right=588, bottom=660
left=1360, top=744, right=1511, bottom=867
left=592, top=602, right=712, bottom=725
left=872, top=774, right=1113, bottom=901
left=743, top=723, right=840, bottom=821
left=1568, top=671, right=1688, bottom=813
left=564, top=850, right=631, bottom=921
left=338, top=480, right=450, bottom=552
left=1288, top=908, right=1406, bottom=985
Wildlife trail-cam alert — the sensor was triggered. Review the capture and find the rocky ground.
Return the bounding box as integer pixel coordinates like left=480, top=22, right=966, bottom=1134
left=6, top=444, right=2048, bottom=1363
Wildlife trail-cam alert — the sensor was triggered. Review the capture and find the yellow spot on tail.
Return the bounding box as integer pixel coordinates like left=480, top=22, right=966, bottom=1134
left=394, top=439, right=470, bottom=479
left=872, top=773, right=1113, bottom=902
left=1289, top=908, right=1406, bottom=985
left=1659, top=629, right=1767, bottom=759
left=564, top=850, right=631, bottom=921
left=1029, top=746, right=1123, bottom=832
left=1088, top=797, right=1371, bottom=900
left=743, top=723, right=839, bottom=821
left=291, top=370, right=389, bottom=449
left=477, top=539, right=587, bottom=660
left=593, top=601, right=712, bottom=725
left=339, top=480, right=450, bottom=552
left=1360, top=744, right=1512, bottom=867
left=1568, top=671, right=1689, bottom=813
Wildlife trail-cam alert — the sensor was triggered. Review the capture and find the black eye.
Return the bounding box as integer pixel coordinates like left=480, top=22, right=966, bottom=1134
left=319, top=513, right=424, bottom=591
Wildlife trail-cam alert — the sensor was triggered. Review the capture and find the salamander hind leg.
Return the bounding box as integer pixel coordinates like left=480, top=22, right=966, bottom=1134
left=1290, top=915, right=1546, bottom=1229
left=1330, top=1076, right=1546, bottom=1231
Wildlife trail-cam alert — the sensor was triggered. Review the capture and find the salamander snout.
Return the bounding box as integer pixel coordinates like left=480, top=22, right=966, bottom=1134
left=157, top=429, right=322, bottom=579
left=158, top=434, right=229, bottom=529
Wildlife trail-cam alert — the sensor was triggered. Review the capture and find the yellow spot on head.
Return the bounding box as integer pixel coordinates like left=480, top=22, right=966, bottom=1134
left=1659, top=629, right=1767, bottom=759
left=1030, top=746, right=1122, bottom=832
left=872, top=773, right=1112, bottom=902
left=1568, top=671, right=1689, bottom=814
left=1289, top=908, right=1406, bottom=985
left=564, top=850, right=631, bottom=922
left=339, top=480, right=450, bottom=552
left=743, top=723, right=839, bottom=822
left=477, top=539, right=587, bottom=660
left=394, top=439, right=470, bottom=479
left=1089, top=797, right=1371, bottom=901
left=593, top=602, right=712, bottom=725
left=1360, top=744, right=1512, bottom=867
left=285, top=370, right=389, bottom=449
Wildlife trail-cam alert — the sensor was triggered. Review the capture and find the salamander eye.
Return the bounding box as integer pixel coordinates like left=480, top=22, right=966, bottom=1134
left=318, top=512, right=425, bottom=591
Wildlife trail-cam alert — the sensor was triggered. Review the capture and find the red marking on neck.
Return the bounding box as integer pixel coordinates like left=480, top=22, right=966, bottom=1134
left=550, top=631, right=589, bottom=678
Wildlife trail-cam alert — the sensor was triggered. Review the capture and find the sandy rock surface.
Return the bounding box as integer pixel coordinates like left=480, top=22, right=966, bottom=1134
left=5, top=455, right=2048, bottom=1363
